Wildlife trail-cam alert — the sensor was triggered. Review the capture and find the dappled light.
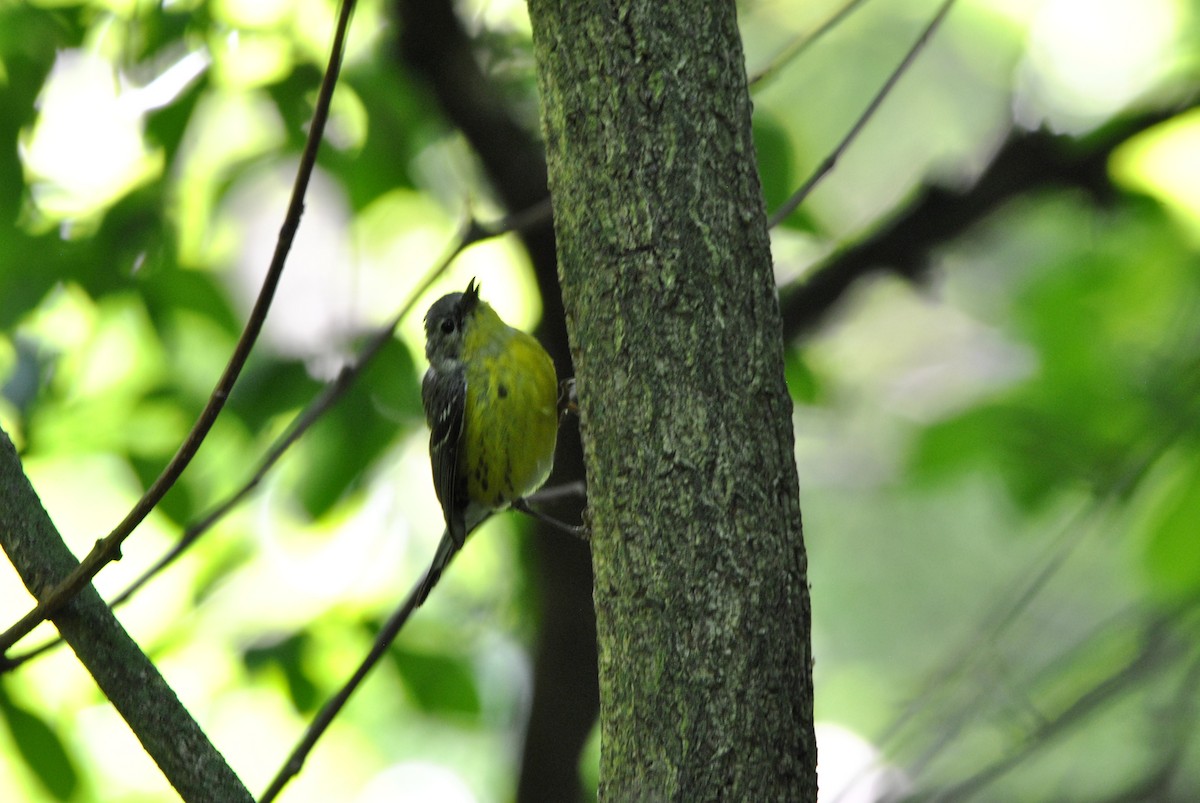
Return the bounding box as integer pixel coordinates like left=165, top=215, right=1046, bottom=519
left=1, top=0, right=1199, bottom=800
left=20, top=50, right=162, bottom=232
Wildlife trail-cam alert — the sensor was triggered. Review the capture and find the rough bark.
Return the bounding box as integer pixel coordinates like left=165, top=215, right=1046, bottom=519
left=528, top=1, right=816, bottom=799
left=0, top=432, right=251, bottom=802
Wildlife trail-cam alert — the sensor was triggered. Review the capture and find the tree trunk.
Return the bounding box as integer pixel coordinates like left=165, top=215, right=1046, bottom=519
left=528, top=2, right=816, bottom=800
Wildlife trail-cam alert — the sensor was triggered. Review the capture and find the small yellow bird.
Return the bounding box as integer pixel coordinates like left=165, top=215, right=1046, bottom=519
left=416, top=279, right=559, bottom=604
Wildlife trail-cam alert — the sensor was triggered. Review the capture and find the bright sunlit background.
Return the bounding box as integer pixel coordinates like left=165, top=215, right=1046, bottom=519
left=2, top=0, right=1199, bottom=800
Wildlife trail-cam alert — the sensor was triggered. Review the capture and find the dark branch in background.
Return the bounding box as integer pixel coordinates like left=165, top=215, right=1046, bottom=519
left=779, top=104, right=1197, bottom=339
left=0, top=202, right=552, bottom=675
left=394, top=2, right=599, bottom=801
left=1095, top=645, right=1200, bottom=803
left=0, top=0, right=359, bottom=657
left=0, top=435, right=253, bottom=801
left=766, top=0, right=957, bottom=228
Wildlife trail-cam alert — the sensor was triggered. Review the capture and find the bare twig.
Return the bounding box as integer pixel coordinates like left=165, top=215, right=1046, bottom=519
left=767, top=0, right=957, bottom=229
left=512, top=497, right=588, bottom=540
left=524, top=480, right=586, bottom=506
left=748, top=0, right=870, bottom=88
left=0, top=1, right=359, bottom=656
left=258, top=555, right=449, bottom=803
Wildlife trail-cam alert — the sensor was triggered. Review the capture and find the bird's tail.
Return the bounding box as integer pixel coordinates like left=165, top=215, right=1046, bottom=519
left=413, top=530, right=458, bottom=607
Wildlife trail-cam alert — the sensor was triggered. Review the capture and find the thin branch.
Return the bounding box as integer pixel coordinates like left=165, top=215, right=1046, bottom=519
left=259, top=283, right=568, bottom=800
left=1091, top=645, right=1200, bottom=803
left=523, top=479, right=587, bottom=506
left=748, top=0, right=870, bottom=88
left=0, top=199, right=553, bottom=675
left=512, top=497, right=588, bottom=541
left=260, top=535, right=460, bottom=796
left=857, top=415, right=1198, bottom=790
left=259, top=476, right=583, bottom=801
left=777, top=110, right=1175, bottom=338
left=767, top=0, right=957, bottom=229
left=480, top=196, right=553, bottom=236
left=0, top=0, right=359, bottom=656
left=927, top=616, right=1184, bottom=802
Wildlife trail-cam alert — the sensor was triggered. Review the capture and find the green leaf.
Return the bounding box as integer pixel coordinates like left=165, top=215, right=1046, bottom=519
left=1140, top=454, right=1200, bottom=604
left=911, top=200, right=1200, bottom=511
left=242, top=632, right=320, bottom=713
left=752, top=112, right=816, bottom=232
left=227, top=356, right=323, bottom=434
left=784, top=347, right=820, bottom=403
left=389, top=646, right=481, bottom=718
left=144, top=268, right=241, bottom=339
left=752, top=112, right=794, bottom=212
left=0, top=684, right=79, bottom=801
left=910, top=404, right=1078, bottom=510
left=338, top=69, right=426, bottom=209
left=291, top=336, right=421, bottom=518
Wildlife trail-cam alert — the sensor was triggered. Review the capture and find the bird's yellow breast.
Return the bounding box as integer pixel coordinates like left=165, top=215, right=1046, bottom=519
left=461, top=324, right=558, bottom=510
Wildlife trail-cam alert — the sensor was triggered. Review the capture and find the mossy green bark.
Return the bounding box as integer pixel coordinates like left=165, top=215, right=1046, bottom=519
left=0, top=432, right=252, bottom=802
left=528, top=1, right=816, bottom=799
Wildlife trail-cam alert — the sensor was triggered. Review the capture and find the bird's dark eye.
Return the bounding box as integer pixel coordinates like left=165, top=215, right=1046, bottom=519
left=439, top=318, right=456, bottom=335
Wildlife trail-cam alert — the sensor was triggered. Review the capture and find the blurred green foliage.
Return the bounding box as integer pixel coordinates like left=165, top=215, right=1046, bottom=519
left=0, top=684, right=78, bottom=801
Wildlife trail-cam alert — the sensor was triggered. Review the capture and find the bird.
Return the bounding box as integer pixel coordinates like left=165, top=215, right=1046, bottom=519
left=415, top=278, right=559, bottom=605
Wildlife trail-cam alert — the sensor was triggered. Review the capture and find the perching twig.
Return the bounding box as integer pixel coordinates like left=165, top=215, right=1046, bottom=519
left=524, top=480, right=587, bottom=507
left=259, top=479, right=586, bottom=800
left=767, top=0, right=957, bottom=229
left=513, top=497, right=589, bottom=541
left=0, top=0, right=359, bottom=657
left=258, top=554, right=452, bottom=803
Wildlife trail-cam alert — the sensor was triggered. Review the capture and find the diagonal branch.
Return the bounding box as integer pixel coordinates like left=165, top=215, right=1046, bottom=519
left=767, top=0, right=957, bottom=228
left=748, top=0, right=870, bottom=88
left=259, top=454, right=580, bottom=802
left=0, top=0, right=358, bottom=656
left=0, top=432, right=253, bottom=801
left=258, top=548, right=454, bottom=803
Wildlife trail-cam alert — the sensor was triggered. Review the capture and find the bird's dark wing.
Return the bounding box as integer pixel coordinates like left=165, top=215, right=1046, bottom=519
left=422, top=366, right=468, bottom=547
